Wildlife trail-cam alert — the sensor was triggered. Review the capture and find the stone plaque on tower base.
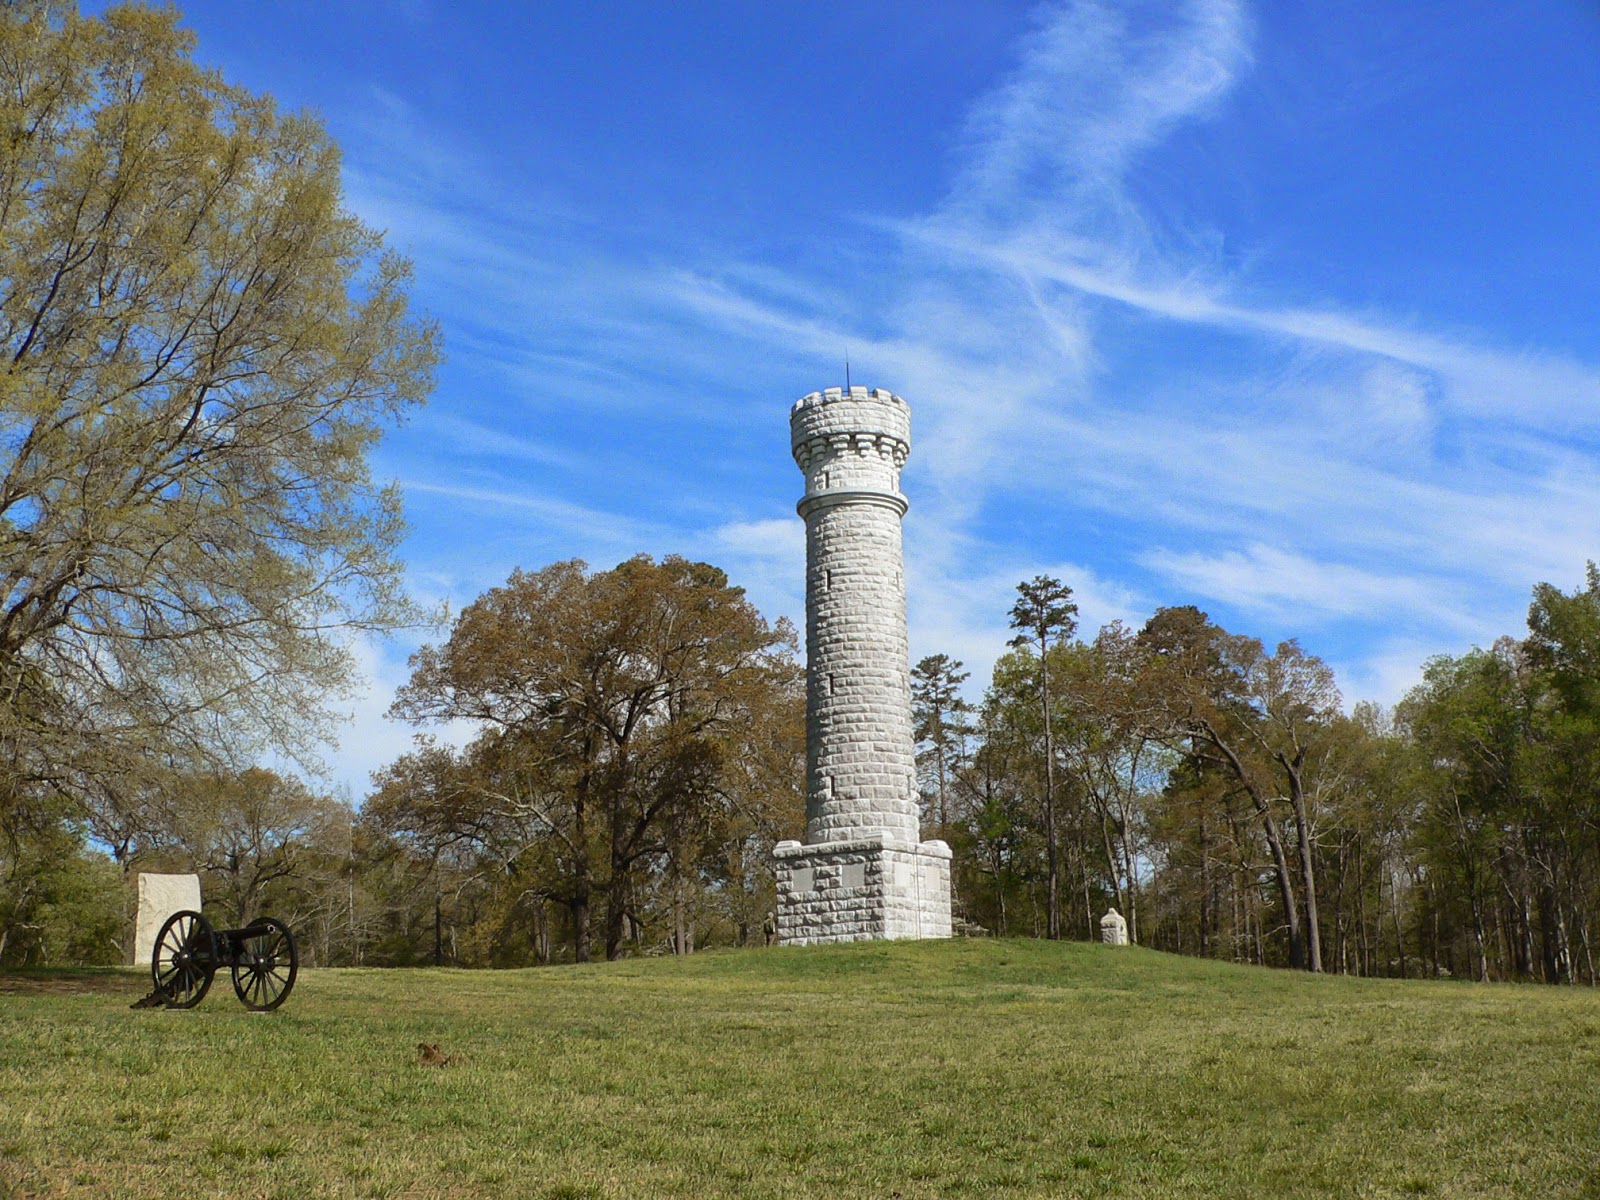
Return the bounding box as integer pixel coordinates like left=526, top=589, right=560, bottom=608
left=774, top=834, right=952, bottom=946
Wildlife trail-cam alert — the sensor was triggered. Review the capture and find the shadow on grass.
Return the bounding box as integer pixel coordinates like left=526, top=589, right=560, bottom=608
left=0, top=966, right=143, bottom=996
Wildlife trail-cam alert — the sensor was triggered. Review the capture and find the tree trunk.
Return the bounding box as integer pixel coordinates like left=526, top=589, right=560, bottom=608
left=1390, top=868, right=1407, bottom=979
left=1209, top=736, right=1303, bottom=969
left=572, top=893, right=591, bottom=964
left=1231, top=860, right=1245, bottom=963
left=1081, top=857, right=1093, bottom=941
left=605, top=877, right=628, bottom=961
left=1332, top=861, right=1347, bottom=974
left=605, top=764, right=634, bottom=961
left=1427, top=879, right=1441, bottom=978
left=1198, top=804, right=1211, bottom=957
left=1576, top=905, right=1596, bottom=987
left=673, top=871, right=692, bottom=956
left=1118, top=794, right=1139, bottom=944
left=1251, top=879, right=1266, bottom=964
left=1518, top=889, right=1535, bottom=980
left=990, top=845, right=1008, bottom=936
left=1470, top=887, right=1488, bottom=982
left=1099, top=809, right=1125, bottom=918
left=1263, top=819, right=1304, bottom=969
left=1041, top=653, right=1059, bottom=940
left=1355, top=839, right=1370, bottom=975
left=1281, top=758, right=1322, bottom=972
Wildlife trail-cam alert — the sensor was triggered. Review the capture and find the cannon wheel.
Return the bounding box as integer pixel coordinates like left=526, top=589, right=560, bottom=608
left=231, top=917, right=298, bottom=1011
left=152, top=910, right=215, bottom=1009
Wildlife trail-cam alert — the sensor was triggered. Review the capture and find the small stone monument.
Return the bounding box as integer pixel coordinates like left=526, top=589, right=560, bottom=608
left=134, top=872, right=201, bottom=965
left=773, top=386, right=953, bottom=944
left=1100, top=907, right=1129, bottom=946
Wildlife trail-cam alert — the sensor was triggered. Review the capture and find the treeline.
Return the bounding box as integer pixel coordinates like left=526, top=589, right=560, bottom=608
left=1, top=764, right=374, bottom=966
left=9, top=553, right=1600, bottom=983
left=924, top=567, right=1600, bottom=984
left=2, top=555, right=803, bottom=967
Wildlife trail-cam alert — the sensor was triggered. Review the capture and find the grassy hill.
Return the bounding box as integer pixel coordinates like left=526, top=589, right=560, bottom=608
left=2, top=939, right=1598, bottom=1198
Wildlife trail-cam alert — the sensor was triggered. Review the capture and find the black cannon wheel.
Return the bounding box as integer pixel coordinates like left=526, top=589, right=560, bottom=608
left=152, top=910, right=215, bottom=1008
left=231, top=917, right=298, bottom=1011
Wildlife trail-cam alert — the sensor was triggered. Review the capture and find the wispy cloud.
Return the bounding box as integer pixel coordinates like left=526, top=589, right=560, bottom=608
left=414, top=413, right=588, bottom=471
left=1138, top=543, right=1487, bottom=636
left=401, top=480, right=665, bottom=552
left=903, top=224, right=1600, bottom=430
left=715, top=517, right=805, bottom=563
left=947, top=0, right=1252, bottom=231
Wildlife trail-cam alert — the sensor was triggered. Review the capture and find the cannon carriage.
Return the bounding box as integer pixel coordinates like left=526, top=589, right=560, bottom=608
left=150, top=909, right=298, bottom=1011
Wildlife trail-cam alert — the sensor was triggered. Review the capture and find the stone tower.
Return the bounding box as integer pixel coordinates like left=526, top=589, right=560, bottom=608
left=773, top=386, right=953, bottom=944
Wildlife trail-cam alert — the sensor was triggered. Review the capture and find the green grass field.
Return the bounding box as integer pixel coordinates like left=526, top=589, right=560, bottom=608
left=2, top=939, right=1598, bottom=1199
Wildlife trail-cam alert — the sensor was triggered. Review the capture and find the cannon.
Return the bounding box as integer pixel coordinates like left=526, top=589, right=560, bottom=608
left=149, top=909, right=298, bottom=1011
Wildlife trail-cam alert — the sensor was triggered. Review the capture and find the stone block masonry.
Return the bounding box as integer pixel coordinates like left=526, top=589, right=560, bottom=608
left=775, top=836, right=952, bottom=945
left=776, top=385, right=953, bottom=945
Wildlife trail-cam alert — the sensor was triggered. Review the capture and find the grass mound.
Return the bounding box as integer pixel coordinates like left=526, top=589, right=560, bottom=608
left=2, top=939, right=1597, bottom=1198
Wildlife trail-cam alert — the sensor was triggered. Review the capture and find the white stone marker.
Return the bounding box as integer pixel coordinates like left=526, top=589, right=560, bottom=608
left=134, top=872, right=201, bottom=966
left=774, top=386, right=953, bottom=945
left=1100, top=907, right=1129, bottom=946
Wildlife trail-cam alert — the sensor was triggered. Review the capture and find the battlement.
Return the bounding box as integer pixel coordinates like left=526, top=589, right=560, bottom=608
left=790, top=384, right=911, bottom=468
left=790, top=385, right=907, bottom=415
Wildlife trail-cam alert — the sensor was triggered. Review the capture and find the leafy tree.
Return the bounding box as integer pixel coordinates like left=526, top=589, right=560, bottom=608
left=1526, top=562, right=1600, bottom=717
left=1239, top=638, right=1341, bottom=973
left=1398, top=645, right=1528, bottom=981
left=1400, top=590, right=1600, bottom=986
left=166, top=766, right=345, bottom=926
left=953, top=685, right=1039, bottom=936
left=911, top=653, right=972, bottom=833
left=389, top=556, right=801, bottom=962
left=1318, top=703, right=1426, bottom=979
left=902, top=565, right=1600, bottom=983
left=0, top=820, right=124, bottom=965
left=0, top=3, right=437, bottom=830
left=1520, top=583, right=1600, bottom=981
left=1139, top=608, right=1315, bottom=969
left=369, top=724, right=593, bottom=965
left=1146, top=746, right=1257, bottom=961
left=1007, top=575, right=1077, bottom=939
left=1052, top=623, right=1167, bottom=944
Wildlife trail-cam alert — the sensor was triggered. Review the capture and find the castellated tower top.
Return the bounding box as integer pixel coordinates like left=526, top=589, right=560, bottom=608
left=790, top=386, right=910, bottom=517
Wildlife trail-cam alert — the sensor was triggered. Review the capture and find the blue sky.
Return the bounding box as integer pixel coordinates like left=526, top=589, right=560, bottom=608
left=155, top=1, right=1600, bottom=795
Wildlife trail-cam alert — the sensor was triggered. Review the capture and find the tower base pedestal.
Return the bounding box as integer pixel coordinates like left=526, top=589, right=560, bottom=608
left=774, top=834, right=952, bottom=946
